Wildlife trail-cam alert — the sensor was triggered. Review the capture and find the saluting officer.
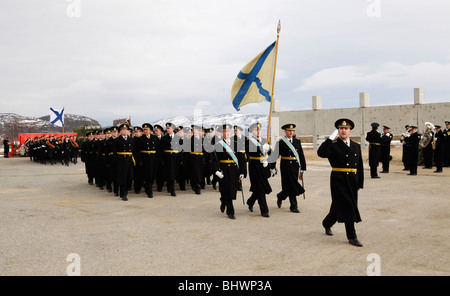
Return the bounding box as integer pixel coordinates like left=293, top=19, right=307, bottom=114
left=245, top=123, right=272, bottom=218
left=114, top=124, right=135, bottom=201
left=366, top=122, right=382, bottom=178
left=271, top=124, right=307, bottom=213
left=212, top=124, right=245, bottom=219
left=317, top=119, right=364, bottom=247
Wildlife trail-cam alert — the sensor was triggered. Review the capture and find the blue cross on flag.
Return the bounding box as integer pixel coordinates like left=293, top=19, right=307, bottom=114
left=50, top=107, right=64, bottom=127
left=231, top=41, right=276, bottom=111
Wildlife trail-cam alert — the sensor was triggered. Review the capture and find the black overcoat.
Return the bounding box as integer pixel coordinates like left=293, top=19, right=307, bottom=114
left=272, top=136, right=306, bottom=196
left=317, top=138, right=364, bottom=223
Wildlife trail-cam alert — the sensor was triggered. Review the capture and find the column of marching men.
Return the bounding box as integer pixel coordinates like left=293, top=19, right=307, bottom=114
left=24, top=134, right=79, bottom=166
left=18, top=119, right=450, bottom=247
left=77, top=122, right=308, bottom=218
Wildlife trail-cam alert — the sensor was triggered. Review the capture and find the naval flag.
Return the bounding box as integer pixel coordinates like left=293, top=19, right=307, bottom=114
left=231, top=41, right=276, bottom=111
left=50, top=107, right=65, bottom=127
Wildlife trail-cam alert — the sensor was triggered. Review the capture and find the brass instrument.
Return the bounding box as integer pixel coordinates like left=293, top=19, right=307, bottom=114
left=419, top=122, right=435, bottom=148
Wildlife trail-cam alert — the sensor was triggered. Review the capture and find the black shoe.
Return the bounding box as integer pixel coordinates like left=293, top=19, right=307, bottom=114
left=407, top=173, right=417, bottom=175
left=371, top=176, right=380, bottom=179
left=220, top=203, right=225, bottom=213
left=434, top=170, right=442, bottom=173
left=171, top=191, right=177, bottom=197
left=247, top=201, right=253, bottom=212
left=147, top=192, right=153, bottom=198
left=380, top=171, right=388, bottom=173
left=325, top=227, right=333, bottom=236
left=228, top=214, right=236, bottom=220
left=261, top=213, right=270, bottom=218
left=212, top=183, right=217, bottom=190
left=349, top=238, right=363, bottom=247
left=121, top=196, right=128, bottom=201
left=290, top=208, right=300, bottom=213
left=276, top=193, right=282, bottom=208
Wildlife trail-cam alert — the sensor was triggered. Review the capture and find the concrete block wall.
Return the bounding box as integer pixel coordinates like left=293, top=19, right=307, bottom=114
left=272, top=88, right=450, bottom=149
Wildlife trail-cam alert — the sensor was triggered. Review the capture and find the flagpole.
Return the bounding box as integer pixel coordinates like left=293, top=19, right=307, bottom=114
left=266, top=20, right=281, bottom=145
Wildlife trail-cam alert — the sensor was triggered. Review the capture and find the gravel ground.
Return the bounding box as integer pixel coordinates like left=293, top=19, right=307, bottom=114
left=0, top=147, right=449, bottom=276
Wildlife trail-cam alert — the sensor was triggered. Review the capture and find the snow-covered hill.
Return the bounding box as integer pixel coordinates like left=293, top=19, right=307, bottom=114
left=0, top=113, right=100, bottom=139
left=153, top=113, right=269, bottom=135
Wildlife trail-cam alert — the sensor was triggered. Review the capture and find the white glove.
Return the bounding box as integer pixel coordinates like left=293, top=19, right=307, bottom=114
left=301, top=170, right=305, bottom=174
left=262, top=143, right=271, bottom=153
left=271, top=168, right=277, bottom=177
left=215, top=171, right=224, bottom=179
left=386, top=133, right=391, bottom=137
left=329, top=129, right=339, bottom=140
left=262, top=160, right=268, bottom=167
left=239, top=174, right=244, bottom=180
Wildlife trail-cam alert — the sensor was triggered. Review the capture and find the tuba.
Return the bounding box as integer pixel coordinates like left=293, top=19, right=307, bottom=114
left=419, top=122, right=435, bottom=148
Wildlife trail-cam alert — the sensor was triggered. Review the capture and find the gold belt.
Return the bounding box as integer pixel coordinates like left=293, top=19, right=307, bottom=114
left=141, top=150, right=156, bottom=154
left=190, top=152, right=203, bottom=155
left=281, top=156, right=297, bottom=160
left=220, top=160, right=235, bottom=164
left=249, top=156, right=264, bottom=160
left=332, top=168, right=357, bottom=173
left=117, top=152, right=133, bottom=156
left=164, top=150, right=178, bottom=153
left=370, top=143, right=381, bottom=145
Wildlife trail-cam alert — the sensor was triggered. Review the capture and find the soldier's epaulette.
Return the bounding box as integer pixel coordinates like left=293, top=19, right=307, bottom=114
left=332, top=139, right=338, bottom=144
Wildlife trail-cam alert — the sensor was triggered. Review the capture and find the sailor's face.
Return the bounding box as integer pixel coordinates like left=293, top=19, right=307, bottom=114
left=339, top=127, right=350, bottom=139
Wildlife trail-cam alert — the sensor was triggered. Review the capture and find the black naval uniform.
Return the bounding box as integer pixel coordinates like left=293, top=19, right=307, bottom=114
left=433, top=127, right=445, bottom=173
left=444, top=123, right=450, bottom=167
left=212, top=126, right=245, bottom=219
left=365, top=123, right=382, bottom=178
left=161, top=128, right=180, bottom=196
left=137, top=127, right=160, bottom=198
left=271, top=128, right=307, bottom=213
left=186, top=130, right=205, bottom=195
left=245, top=125, right=272, bottom=217
left=114, top=133, right=135, bottom=201
left=380, top=128, right=393, bottom=173
left=81, top=134, right=95, bottom=185
left=3, top=138, right=10, bottom=158
left=317, top=119, right=364, bottom=247
left=404, top=128, right=421, bottom=175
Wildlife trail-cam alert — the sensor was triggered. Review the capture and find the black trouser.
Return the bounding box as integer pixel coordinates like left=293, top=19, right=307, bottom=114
left=370, top=166, right=378, bottom=177
left=247, top=193, right=269, bottom=215
left=322, top=211, right=357, bottom=240
left=277, top=191, right=298, bottom=211
left=220, top=197, right=234, bottom=215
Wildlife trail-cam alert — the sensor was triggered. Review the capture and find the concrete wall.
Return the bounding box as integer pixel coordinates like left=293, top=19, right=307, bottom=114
left=272, top=88, right=450, bottom=149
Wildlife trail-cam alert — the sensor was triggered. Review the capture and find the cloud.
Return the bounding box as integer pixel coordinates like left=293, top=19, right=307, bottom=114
left=295, top=62, right=450, bottom=91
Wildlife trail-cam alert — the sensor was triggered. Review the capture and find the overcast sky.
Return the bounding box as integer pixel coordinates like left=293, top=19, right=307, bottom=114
left=1, top=0, right=449, bottom=126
